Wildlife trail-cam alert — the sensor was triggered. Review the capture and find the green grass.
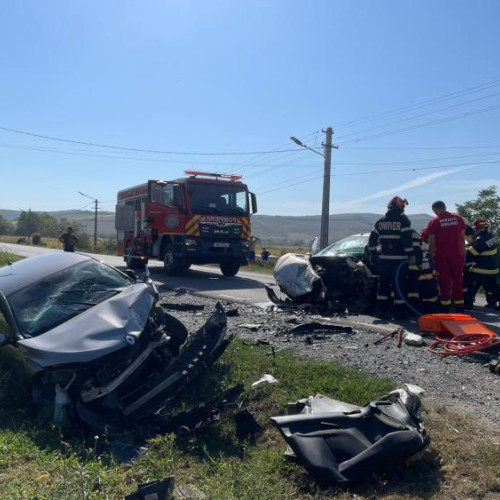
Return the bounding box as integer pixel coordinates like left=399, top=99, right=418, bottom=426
left=0, top=340, right=498, bottom=499
left=0, top=249, right=22, bottom=267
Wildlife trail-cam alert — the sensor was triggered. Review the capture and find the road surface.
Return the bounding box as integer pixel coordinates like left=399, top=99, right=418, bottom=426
left=2, top=242, right=499, bottom=334
left=0, top=242, right=275, bottom=305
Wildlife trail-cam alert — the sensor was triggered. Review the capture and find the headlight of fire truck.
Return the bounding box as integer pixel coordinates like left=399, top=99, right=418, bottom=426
left=184, top=238, right=197, bottom=246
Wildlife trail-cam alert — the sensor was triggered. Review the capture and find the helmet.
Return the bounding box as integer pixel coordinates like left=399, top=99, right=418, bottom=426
left=387, top=196, right=408, bottom=211
left=473, top=218, right=487, bottom=230
left=420, top=227, right=429, bottom=243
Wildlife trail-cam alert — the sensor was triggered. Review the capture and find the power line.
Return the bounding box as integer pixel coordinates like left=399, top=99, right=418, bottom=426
left=336, top=90, right=500, bottom=142
left=0, top=125, right=303, bottom=156
left=334, top=78, right=500, bottom=131
left=256, top=158, right=500, bottom=196
left=339, top=103, right=500, bottom=145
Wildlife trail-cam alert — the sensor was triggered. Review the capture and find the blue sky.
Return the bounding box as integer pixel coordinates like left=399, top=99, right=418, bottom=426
left=1, top=0, right=500, bottom=217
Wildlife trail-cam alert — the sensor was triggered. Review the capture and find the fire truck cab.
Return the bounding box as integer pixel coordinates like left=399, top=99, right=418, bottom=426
left=115, top=171, right=257, bottom=276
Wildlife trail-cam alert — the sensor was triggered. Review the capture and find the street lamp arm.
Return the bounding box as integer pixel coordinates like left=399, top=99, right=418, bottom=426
left=78, top=191, right=97, bottom=201
left=289, top=136, right=324, bottom=157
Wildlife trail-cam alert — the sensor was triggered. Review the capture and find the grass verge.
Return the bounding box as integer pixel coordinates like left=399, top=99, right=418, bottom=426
left=0, top=341, right=498, bottom=499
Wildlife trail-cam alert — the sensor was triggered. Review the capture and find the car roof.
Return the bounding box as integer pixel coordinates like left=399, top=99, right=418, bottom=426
left=0, top=252, right=93, bottom=296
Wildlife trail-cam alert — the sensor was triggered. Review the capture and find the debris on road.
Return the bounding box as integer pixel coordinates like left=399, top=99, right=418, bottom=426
left=234, top=409, right=263, bottom=439
left=238, top=323, right=262, bottom=331
left=161, top=302, right=205, bottom=311
left=251, top=373, right=278, bottom=387
left=124, top=476, right=175, bottom=500
left=270, top=385, right=429, bottom=483
left=288, top=322, right=353, bottom=335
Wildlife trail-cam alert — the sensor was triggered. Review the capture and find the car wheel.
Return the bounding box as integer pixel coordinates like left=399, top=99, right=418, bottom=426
left=163, top=244, right=182, bottom=275
left=220, top=260, right=240, bottom=277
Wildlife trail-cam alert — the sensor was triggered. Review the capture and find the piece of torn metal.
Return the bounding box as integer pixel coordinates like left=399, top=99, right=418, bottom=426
left=288, top=322, right=353, bottom=335
left=124, top=476, right=175, bottom=500
left=234, top=409, right=263, bottom=439
left=160, top=302, right=205, bottom=312
left=270, top=386, right=429, bottom=483
left=238, top=323, right=262, bottom=331
left=251, top=373, right=278, bottom=387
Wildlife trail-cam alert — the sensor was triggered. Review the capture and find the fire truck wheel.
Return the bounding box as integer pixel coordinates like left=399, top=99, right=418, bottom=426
left=220, top=260, right=241, bottom=277
left=163, top=244, right=182, bottom=275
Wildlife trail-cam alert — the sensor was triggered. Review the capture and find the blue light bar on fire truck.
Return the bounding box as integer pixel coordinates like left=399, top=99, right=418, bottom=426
left=184, top=170, right=242, bottom=181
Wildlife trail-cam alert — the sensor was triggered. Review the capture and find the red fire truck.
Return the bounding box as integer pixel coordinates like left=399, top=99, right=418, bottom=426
left=115, top=171, right=257, bottom=276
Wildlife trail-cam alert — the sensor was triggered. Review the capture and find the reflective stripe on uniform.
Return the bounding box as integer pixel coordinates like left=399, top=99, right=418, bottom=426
left=470, top=267, right=499, bottom=275
left=401, top=227, right=412, bottom=232
left=407, top=292, right=419, bottom=298
left=379, top=235, right=401, bottom=240
left=454, top=299, right=464, bottom=305
left=377, top=295, right=389, bottom=300
left=379, top=255, right=408, bottom=260
left=440, top=299, right=451, bottom=306
left=422, top=297, right=438, bottom=303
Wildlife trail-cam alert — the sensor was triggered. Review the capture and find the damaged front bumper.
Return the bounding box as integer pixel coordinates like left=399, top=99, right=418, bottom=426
left=45, top=303, right=232, bottom=429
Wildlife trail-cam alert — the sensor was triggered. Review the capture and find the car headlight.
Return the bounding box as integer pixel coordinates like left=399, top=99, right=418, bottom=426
left=184, top=238, right=197, bottom=246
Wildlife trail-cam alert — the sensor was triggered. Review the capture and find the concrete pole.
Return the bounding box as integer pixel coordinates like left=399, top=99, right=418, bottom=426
left=320, top=128, right=333, bottom=250
left=93, top=199, right=98, bottom=250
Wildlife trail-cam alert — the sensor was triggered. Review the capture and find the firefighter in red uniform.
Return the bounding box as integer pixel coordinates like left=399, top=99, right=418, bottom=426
left=426, top=200, right=466, bottom=312
left=368, top=196, right=413, bottom=319
left=464, top=218, right=499, bottom=310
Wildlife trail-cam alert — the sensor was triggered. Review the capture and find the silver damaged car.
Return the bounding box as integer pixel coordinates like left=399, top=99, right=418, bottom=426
left=0, top=252, right=230, bottom=429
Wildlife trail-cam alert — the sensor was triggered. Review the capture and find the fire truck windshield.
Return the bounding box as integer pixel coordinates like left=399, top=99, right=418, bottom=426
left=188, top=182, right=248, bottom=216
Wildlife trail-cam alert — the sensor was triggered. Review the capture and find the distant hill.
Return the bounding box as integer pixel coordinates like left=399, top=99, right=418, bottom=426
left=251, top=213, right=432, bottom=245
left=1, top=208, right=432, bottom=245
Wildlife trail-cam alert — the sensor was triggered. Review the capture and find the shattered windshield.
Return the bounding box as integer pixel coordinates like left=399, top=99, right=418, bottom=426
left=316, top=234, right=369, bottom=257
left=8, top=259, right=132, bottom=338
left=188, top=182, right=248, bottom=216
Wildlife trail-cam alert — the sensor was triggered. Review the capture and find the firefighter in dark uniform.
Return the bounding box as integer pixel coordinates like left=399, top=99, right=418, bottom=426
left=368, top=196, right=413, bottom=319
left=462, top=225, right=476, bottom=306
left=464, top=218, right=499, bottom=310
left=406, top=230, right=424, bottom=314
left=419, top=227, right=439, bottom=314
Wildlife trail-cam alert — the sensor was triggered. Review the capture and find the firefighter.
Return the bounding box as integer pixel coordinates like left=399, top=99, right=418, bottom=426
left=426, top=200, right=467, bottom=313
left=406, top=230, right=424, bottom=314
left=464, top=218, right=499, bottom=310
left=418, top=228, right=439, bottom=314
left=462, top=225, right=476, bottom=306
left=368, top=196, right=413, bottom=320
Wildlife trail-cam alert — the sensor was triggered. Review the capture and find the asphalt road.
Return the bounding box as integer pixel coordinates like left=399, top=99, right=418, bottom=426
left=0, top=242, right=275, bottom=305
left=3, top=242, right=500, bottom=334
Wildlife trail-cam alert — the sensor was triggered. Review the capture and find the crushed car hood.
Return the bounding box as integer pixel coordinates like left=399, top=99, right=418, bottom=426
left=274, top=253, right=323, bottom=298
left=18, top=283, right=155, bottom=368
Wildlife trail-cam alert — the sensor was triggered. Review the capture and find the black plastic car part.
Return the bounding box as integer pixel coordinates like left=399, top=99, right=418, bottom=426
left=270, top=390, right=429, bottom=483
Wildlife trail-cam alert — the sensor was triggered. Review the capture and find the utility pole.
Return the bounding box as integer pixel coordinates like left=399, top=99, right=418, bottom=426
left=320, top=127, right=338, bottom=250
left=291, top=128, right=338, bottom=250
left=78, top=191, right=99, bottom=250
left=93, top=198, right=98, bottom=250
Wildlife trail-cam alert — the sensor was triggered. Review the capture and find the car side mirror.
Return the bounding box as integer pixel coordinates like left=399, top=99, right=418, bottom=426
left=124, top=269, right=138, bottom=282
left=250, top=192, right=258, bottom=214
left=0, top=333, right=12, bottom=348
left=309, top=237, right=319, bottom=256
